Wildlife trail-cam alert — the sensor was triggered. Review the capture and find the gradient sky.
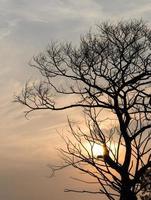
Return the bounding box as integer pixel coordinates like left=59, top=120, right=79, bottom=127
left=1, top=1, right=151, bottom=200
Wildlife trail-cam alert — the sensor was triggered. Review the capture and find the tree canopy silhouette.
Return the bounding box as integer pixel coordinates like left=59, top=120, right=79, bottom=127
left=16, top=20, right=151, bottom=200
left=140, top=168, right=151, bottom=200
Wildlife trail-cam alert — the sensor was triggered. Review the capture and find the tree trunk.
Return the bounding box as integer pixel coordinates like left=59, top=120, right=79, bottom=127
left=120, top=188, right=137, bottom=200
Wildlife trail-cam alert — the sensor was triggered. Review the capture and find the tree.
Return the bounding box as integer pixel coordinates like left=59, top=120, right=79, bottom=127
left=16, top=20, right=151, bottom=200
left=140, top=168, right=151, bottom=200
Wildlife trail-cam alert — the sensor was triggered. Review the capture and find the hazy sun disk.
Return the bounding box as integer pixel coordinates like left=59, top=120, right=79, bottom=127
left=92, top=143, right=105, bottom=157
left=84, top=143, right=105, bottom=157
left=85, top=142, right=118, bottom=158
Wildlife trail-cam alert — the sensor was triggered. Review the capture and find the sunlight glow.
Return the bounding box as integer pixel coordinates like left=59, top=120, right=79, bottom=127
left=92, top=143, right=105, bottom=157
left=84, top=142, right=105, bottom=157
left=84, top=141, right=118, bottom=159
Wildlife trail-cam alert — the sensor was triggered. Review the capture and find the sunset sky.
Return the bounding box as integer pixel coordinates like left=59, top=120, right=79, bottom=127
left=1, top=1, right=151, bottom=200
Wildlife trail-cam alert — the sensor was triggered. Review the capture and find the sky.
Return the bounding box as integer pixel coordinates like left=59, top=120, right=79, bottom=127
left=1, top=0, right=151, bottom=200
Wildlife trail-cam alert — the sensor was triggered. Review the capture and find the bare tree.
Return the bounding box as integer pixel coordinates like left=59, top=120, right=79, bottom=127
left=16, top=20, right=151, bottom=200
left=140, top=168, right=151, bottom=200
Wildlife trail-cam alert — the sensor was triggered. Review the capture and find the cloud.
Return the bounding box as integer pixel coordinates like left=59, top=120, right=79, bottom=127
left=0, top=0, right=102, bottom=47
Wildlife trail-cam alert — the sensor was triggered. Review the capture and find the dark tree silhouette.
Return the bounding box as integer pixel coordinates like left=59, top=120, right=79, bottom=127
left=16, top=20, right=151, bottom=200
left=140, top=168, right=151, bottom=200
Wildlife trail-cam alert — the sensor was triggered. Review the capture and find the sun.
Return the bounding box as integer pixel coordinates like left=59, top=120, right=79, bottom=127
left=84, top=142, right=105, bottom=157
left=84, top=141, right=118, bottom=159
left=92, top=143, right=105, bottom=157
